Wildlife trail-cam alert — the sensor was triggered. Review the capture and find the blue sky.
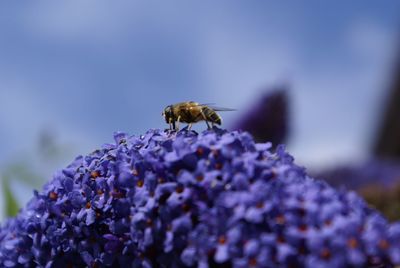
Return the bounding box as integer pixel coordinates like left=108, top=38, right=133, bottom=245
left=0, top=1, right=400, bottom=174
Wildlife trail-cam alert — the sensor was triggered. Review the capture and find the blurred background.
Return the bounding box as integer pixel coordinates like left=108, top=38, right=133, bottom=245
left=1, top=1, right=400, bottom=220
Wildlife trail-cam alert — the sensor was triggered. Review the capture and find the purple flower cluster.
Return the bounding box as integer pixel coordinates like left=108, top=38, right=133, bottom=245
left=1, top=129, right=400, bottom=267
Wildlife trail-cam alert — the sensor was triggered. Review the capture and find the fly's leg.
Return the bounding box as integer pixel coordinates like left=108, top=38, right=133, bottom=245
left=176, top=116, right=181, bottom=130
left=200, top=110, right=211, bottom=129
left=188, top=123, right=193, bottom=130
left=168, top=118, right=174, bottom=130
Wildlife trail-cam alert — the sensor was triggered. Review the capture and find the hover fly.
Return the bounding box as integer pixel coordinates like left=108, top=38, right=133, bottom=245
left=162, top=101, right=235, bottom=130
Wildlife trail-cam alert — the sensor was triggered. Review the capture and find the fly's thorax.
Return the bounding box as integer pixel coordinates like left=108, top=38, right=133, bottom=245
left=169, top=102, right=200, bottom=123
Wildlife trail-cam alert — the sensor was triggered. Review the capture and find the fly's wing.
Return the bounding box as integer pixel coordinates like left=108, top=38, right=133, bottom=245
left=199, top=103, right=236, bottom=112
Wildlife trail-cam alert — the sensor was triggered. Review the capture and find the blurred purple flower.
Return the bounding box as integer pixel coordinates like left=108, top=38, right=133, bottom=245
left=314, top=158, right=400, bottom=189
left=315, top=158, right=400, bottom=221
left=373, top=52, right=400, bottom=159
left=0, top=129, right=399, bottom=267
left=231, top=88, right=288, bottom=144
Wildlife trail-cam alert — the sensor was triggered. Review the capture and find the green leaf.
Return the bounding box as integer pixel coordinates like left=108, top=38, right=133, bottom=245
left=2, top=178, right=20, bottom=217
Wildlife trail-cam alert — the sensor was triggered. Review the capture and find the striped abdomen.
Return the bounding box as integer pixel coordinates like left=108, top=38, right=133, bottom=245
left=202, top=106, right=222, bottom=125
